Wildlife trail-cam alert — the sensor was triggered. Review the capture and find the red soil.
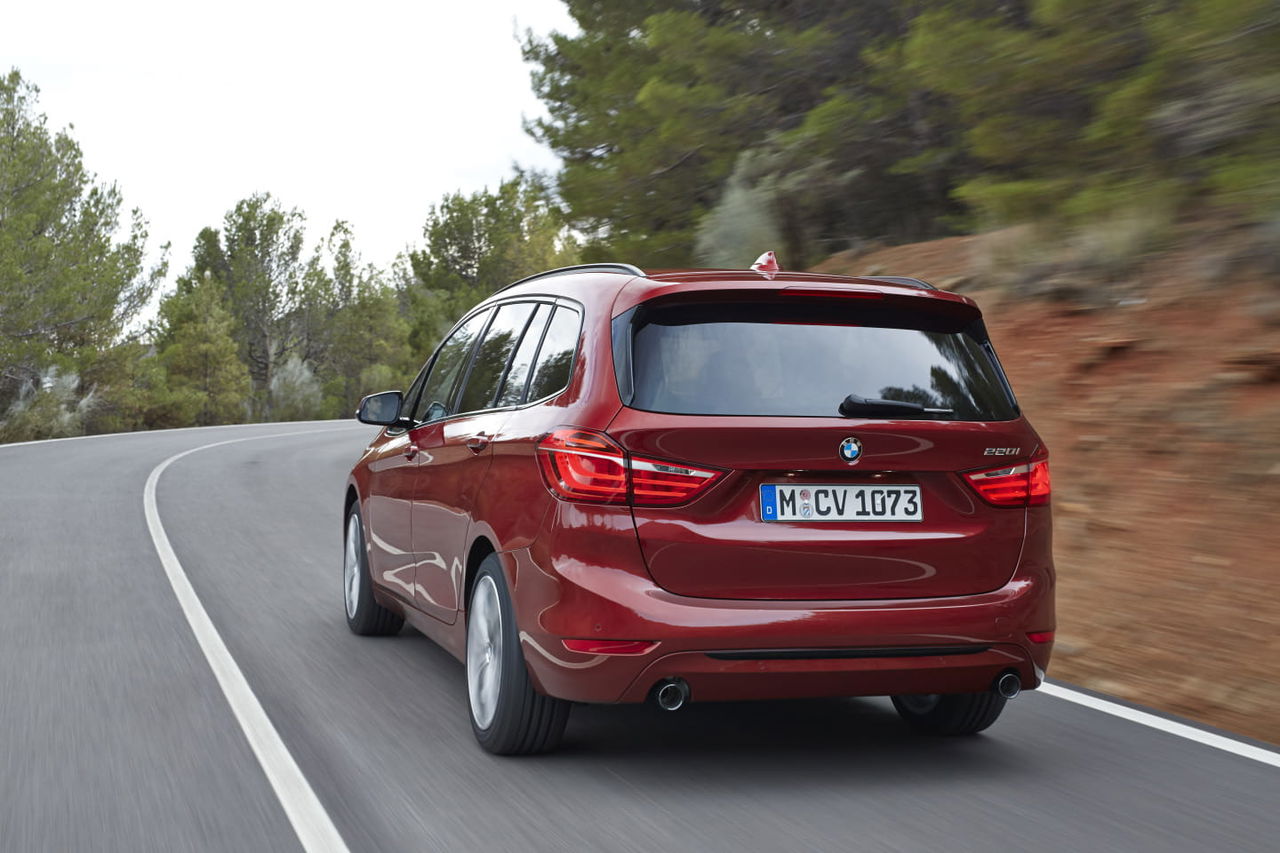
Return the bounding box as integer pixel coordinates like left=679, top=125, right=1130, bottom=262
left=817, top=234, right=1280, bottom=744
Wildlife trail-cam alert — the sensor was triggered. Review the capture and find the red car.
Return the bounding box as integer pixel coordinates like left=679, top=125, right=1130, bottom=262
left=343, top=261, right=1054, bottom=754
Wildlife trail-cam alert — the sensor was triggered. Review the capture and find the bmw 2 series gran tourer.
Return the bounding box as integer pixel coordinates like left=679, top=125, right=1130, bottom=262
left=343, top=256, right=1054, bottom=754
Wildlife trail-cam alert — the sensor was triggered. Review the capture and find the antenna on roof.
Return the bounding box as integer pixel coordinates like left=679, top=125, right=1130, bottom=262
left=751, top=251, right=780, bottom=273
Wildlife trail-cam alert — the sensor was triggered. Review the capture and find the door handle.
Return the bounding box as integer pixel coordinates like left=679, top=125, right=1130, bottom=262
left=404, top=444, right=419, bottom=460
left=465, top=433, right=491, bottom=453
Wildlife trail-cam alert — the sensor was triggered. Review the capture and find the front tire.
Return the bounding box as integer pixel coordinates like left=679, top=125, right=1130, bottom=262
left=467, top=555, right=570, bottom=755
left=343, top=505, right=403, bottom=636
left=891, top=692, right=1007, bottom=735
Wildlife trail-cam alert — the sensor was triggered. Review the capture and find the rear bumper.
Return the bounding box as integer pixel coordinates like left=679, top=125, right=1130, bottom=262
left=509, top=538, right=1055, bottom=704
left=615, top=644, right=1036, bottom=704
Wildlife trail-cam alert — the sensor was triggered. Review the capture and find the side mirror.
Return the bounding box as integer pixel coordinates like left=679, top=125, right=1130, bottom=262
left=356, top=391, right=406, bottom=426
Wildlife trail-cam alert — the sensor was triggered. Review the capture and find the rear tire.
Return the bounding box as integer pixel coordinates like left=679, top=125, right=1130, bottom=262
left=891, top=691, right=1007, bottom=735
left=467, top=554, right=570, bottom=755
left=343, top=505, right=403, bottom=636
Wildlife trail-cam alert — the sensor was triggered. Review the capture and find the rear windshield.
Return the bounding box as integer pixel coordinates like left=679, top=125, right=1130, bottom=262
left=621, top=301, right=1017, bottom=420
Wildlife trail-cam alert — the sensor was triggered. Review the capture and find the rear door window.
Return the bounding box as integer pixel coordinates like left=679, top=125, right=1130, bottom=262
left=456, top=302, right=536, bottom=414
left=495, top=303, right=552, bottom=407
left=412, top=309, right=490, bottom=423
left=625, top=301, right=1016, bottom=420
left=526, top=306, right=582, bottom=402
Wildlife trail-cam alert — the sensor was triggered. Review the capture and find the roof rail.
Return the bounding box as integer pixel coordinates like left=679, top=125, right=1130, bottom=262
left=858, top=275, right=935, bottom=290
left=499, top=263, right=645, bottom=293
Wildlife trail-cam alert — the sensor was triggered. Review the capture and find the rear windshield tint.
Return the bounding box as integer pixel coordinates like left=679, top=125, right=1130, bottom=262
left=624, top=301, right=1017, bottom=420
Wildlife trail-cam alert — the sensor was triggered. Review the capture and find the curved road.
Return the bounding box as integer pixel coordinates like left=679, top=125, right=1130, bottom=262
left=2, top=422, right=1276, bottom=852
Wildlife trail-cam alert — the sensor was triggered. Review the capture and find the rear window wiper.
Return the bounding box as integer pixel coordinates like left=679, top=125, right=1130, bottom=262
left=838, top=393, right=954, bottom=419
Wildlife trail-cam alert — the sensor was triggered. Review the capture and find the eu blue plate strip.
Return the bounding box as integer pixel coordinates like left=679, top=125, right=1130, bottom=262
left=759, top=484, right=777, bottom=521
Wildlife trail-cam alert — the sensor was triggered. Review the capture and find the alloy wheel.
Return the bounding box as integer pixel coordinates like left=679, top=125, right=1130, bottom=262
left=344, top=514, right=361, bottom=619
left=467, top=575, right=504, bottom=729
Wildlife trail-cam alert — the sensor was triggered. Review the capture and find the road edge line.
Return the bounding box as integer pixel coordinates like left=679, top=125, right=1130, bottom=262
left=144, top=430, right=354, bottom=853
left=0, top=418, right=362, bottom=451
left=1038, top=682, right=1280, bottom=769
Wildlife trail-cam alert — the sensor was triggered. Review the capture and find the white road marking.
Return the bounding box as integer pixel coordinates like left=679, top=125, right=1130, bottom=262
left=1039, top=682, right=1280, bottom=769
left=145, top=429, right=360, bottom=853
left=0, top=418, right=367, bottom=450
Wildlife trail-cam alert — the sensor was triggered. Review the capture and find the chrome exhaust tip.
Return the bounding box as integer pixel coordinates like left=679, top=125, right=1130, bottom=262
left=654, top=678, right=690, bottom=711
left=995, top=672, right=1022, bottom=700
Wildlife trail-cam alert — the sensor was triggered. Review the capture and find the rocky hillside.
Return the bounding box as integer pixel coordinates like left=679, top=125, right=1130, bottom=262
left=816, top=231, right=1280, bottom=744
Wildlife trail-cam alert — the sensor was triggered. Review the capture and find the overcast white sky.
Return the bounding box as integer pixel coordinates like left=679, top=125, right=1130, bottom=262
left=3, top=0, right=576, bottom=285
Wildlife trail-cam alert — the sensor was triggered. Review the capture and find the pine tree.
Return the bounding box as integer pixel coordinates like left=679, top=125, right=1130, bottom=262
left=154, top=274, right=251, bottom=426
left=0, top=69, right=166, bottom=433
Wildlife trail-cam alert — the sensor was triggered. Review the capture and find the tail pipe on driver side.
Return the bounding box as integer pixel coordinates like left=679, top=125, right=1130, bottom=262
left=653, top=678, right=691, bottom=711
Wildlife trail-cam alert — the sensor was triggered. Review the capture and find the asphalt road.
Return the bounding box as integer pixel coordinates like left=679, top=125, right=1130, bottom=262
left=2, top=422, right=1277, bottom=852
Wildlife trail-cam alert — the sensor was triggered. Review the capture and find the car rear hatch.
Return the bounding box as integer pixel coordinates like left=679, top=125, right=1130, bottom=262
left=607, top=285, right=1042, bottom=601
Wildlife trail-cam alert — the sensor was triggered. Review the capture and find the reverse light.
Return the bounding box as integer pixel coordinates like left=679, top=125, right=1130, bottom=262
left=536, top=428, right=724, bottom=507
left=562, top=639, right=657, bottom=655
left=963, top=454, right=1051, bottom=507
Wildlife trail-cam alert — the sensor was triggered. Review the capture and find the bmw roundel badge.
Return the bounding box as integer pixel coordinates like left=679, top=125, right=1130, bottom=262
left=839, top=436, right=863, bottom=464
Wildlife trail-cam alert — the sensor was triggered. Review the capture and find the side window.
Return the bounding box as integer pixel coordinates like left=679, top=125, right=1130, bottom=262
left=526, top=306, right=582, bottom=402
left=456, top=302, right=536, bottom=414
left=494, top=303, right=551, bottom=407
left=411, top=310, right=490, bottom=423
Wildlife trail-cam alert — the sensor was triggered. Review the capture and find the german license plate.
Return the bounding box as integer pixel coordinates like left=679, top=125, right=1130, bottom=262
left=759, top=484, right=923, bottom=522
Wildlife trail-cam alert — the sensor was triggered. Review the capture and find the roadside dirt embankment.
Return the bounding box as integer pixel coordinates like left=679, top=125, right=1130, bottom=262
left=817, top=232, right=1280, bottom=744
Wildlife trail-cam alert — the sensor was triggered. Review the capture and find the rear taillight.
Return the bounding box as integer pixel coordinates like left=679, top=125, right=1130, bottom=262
left=536, top=428, right=724, bottom=507
left=536, top=429, right=630, bottom=504
left=630, top=458, right=722, bottom=506
left=963, top=454, right=1051, bottom=507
